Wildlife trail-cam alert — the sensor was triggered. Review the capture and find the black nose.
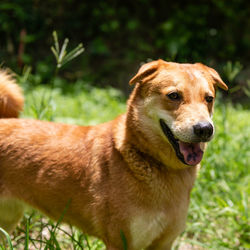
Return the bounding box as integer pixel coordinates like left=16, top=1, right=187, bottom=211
left=193, top=122, right=214, bottom=141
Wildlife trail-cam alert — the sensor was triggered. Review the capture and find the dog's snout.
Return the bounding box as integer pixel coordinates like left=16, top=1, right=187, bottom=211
left=193, top=122, right=213, bottom=141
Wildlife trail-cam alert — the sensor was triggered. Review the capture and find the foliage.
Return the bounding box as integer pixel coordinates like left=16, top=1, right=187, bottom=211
left=0, top=0, right=249, bottom=97
left=22, top=78, right=126, bottom=124
left=223, top=61, right=243, bottom=83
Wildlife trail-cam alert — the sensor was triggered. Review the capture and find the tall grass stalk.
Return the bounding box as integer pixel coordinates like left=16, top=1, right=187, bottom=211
left=51, top=31, right=85, bottom=76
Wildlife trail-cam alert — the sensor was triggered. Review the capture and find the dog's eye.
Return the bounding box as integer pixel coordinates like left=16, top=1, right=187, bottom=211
left=167, top=92, right=181, bottom=101
left=205, top=96, right=214, bottom=103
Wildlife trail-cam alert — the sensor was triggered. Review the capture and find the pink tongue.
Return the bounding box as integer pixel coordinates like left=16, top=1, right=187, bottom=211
left=178, top=142, right=203, bottom=165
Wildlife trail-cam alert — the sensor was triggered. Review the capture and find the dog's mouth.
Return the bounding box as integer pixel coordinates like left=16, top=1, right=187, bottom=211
left=159, top=119, right=203, bottom=166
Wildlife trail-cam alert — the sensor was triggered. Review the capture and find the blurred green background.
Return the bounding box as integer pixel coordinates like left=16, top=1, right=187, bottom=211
left=0, top=1, right=249, bottom=249
left=0, top=0, right=249, bottom=101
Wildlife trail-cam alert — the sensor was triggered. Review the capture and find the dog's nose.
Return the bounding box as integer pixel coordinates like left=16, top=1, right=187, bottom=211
left=193, top=122, right=213, bottom=141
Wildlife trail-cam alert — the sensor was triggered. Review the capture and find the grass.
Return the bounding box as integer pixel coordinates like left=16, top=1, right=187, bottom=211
left=0, top=79, right=249, bottom=249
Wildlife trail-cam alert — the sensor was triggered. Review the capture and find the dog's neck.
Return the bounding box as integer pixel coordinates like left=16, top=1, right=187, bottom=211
left=113, top=113, right=198, bottom=189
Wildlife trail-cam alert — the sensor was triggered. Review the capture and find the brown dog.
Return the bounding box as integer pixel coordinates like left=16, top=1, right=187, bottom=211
left=0, top=60, right=227, bottom=249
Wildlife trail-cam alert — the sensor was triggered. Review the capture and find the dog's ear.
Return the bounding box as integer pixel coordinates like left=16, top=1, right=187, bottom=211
left=129, top=59, right=164, bottom=85
left=196, top=63, right=228, bottom=90
left=207, top=67, right=228, bottom=91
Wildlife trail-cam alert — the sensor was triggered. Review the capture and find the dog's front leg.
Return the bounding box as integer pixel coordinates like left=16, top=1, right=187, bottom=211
left=0, top=198, right=24, bottom=237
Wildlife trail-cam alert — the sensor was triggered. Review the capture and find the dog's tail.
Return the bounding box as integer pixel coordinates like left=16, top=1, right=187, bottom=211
left=0, top=70, right=24, bottom=118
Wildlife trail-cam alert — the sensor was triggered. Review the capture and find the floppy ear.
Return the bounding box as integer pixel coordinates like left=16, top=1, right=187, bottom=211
left=207, top=67, right=228, bottom=91
left=197, top=63, right=228, bottom=91
left=129, top=60, right=164, bottom=85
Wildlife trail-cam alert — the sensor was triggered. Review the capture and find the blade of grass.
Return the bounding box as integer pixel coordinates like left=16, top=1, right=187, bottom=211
left=52, top=31, right=60, bottom=54
left=24, top=217, right=30, bottom=250
left=120, top=230, right=128, bottom=250
left=0, top=227, right=13, bottom=250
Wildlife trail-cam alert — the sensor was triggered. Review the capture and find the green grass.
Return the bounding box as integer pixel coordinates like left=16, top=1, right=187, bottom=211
left=22, top=78, right=126, bottom=124
left=1, top=80, right=249, bottom=249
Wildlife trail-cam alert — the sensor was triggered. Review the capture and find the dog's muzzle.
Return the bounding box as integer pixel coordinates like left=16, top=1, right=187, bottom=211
left=160, top=119, right=204, bottom=166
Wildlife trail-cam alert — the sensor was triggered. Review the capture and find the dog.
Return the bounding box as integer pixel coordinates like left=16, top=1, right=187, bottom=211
left=0, top=60, right=227, bottom=249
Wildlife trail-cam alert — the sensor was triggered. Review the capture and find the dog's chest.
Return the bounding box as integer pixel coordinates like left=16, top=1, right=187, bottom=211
left=129, top=203, right=188, bottom=249
left=130, top=209, right=167, bottom=249
left=129, top=186, right=191, bottom=249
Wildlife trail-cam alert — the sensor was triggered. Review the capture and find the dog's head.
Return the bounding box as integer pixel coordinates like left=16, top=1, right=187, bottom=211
left=128, top=59, right=228, bottom=168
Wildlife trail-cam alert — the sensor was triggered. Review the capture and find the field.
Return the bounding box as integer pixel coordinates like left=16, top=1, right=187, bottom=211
left=0, top=79, right=249, bottom=250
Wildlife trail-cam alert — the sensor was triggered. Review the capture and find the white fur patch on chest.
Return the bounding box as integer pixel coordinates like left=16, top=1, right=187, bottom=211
left=130, top=210, right=167, bottom=249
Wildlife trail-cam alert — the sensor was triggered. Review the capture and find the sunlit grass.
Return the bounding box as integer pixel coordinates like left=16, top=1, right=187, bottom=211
left=22, top=79, right=126, bottom=125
